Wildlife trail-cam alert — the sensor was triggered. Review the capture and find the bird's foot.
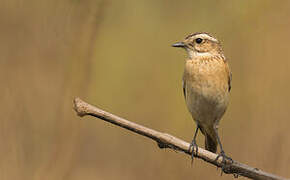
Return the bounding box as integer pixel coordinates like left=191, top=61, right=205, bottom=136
left=215, top=151, right=233, bottom=175
left=188, top=141, right=198, bottom=165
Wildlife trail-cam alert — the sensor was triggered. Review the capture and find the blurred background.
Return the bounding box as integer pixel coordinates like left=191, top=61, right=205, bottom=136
left=1, top=0, right=290, bottom=179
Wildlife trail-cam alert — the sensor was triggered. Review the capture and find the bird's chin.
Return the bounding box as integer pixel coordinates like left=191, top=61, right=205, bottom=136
left=186, top=49, right=195, bottom=59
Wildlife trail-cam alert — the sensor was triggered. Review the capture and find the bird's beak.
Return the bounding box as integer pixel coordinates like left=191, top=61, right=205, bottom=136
left=172, top=42, right=186, bottom=48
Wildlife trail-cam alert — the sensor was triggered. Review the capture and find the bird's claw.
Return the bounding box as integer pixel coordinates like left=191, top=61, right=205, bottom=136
left=215, top=151, right=233, bottom=175
left=189, top=141, right=198, bottom=164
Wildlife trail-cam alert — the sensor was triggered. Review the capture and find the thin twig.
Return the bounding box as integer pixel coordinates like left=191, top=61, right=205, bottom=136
left=73, top=97, right=288, bottom=180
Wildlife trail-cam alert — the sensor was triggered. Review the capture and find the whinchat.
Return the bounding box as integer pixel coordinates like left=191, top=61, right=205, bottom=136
left=172, top=32, right=232, bottom=163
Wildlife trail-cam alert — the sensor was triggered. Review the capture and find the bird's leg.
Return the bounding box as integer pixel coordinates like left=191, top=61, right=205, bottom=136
left=214, top=127, right=233, bottom=174
left=189, top=125, right=199, bottom=164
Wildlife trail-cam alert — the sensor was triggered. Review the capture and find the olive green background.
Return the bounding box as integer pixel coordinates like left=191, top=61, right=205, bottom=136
left=1, top=0, right=290, bottom=179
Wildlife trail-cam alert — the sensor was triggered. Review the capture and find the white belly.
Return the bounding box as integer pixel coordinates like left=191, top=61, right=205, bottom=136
left=185, top=83, right=229, bottom=126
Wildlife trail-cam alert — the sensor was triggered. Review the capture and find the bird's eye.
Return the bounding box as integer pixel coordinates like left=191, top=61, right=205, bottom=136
left=195, top=38, right=203, bottom=44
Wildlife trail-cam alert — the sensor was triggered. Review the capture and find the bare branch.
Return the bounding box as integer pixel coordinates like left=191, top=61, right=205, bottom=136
left=73, top=97, right=288, bottom=180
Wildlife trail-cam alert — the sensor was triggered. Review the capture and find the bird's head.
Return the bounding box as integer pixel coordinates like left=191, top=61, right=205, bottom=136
left=172, top=32, right=223, bottom=59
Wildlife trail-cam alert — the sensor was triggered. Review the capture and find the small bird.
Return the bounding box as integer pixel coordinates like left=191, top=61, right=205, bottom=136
left=172, top=32, right=232, bottom=163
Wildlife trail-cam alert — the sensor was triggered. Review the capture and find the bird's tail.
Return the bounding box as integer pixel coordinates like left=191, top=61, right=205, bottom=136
left=204, top=132, right=217, bottom=153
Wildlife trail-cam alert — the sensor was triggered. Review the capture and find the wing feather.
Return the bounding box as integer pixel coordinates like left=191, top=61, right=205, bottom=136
left=182, top=72, right=187, bottom=99
left=228, top=71, right=232, bottom=92
left=182, top=79, right=186, bottom=98
left=224, top=61, right=232, bottom=92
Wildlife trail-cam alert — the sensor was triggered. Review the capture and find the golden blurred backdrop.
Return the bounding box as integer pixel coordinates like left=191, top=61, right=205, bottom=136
left=1, top=0, right=290, bottom=179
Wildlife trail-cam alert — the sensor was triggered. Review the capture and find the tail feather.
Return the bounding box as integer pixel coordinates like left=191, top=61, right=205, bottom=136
left=205, top=134, right=217, bottom=153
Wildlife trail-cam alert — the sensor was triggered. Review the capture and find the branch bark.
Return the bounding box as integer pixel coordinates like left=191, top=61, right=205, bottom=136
left=73, top=97, right=288, bottom=180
